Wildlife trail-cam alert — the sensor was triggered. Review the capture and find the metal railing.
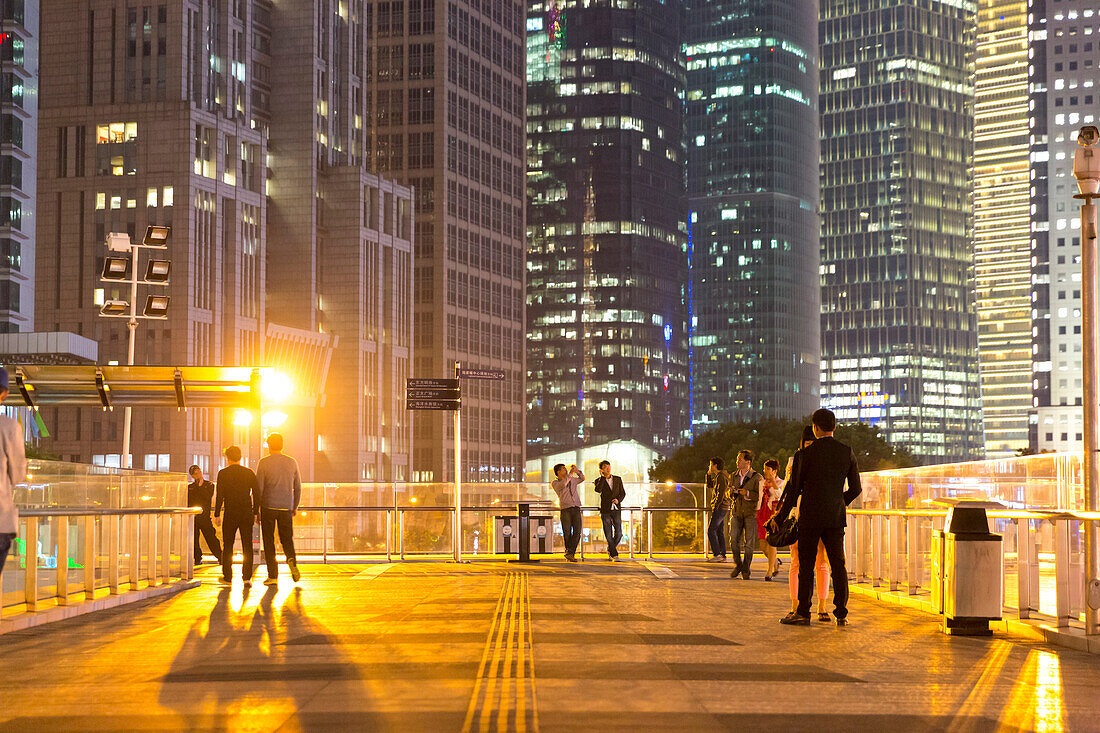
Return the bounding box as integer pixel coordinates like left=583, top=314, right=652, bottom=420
left=291, top=504, right=723, bottom=561
left=0, top=507, right=199, bottom=618
left=845, top=508, right=1100, bottom=629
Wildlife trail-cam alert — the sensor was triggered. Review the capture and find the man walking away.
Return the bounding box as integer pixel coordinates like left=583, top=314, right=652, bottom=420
left=188, top=465, right=222, bottom=565
left=594, top=460, right=626, bottom=560
left=0, top=368, right=26, bottom=575
left=214, top=445, right=259, bottom=585
left=776, top=408, right=862, bottom=626
left=256, top=432, right=302, bottom=584
left=551, top=463, right=584, bottom=562
left=729, top=450, right=763, bottom=579
left=705, top=457, right=731, bottom=562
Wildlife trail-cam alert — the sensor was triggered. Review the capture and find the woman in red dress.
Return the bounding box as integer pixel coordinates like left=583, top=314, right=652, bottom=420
left=758, top=459, right=783, bottom=579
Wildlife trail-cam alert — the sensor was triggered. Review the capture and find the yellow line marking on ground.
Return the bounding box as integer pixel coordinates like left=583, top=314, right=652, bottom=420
left=462, top=574, right=511, bottom=733
left=461, top=572, right=538, bottom=733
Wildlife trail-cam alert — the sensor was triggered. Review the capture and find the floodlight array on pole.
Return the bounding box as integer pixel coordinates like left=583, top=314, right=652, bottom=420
left=95, top=226, right=172, bottom=467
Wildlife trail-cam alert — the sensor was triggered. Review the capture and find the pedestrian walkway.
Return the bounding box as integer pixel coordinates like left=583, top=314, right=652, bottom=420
left=1, top=559, right=1097, bottom=732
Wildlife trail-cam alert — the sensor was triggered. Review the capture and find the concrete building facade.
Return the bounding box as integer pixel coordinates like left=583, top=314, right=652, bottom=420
left=1028, top=0, right=1100, bottom=453
left=35, top=0, right=412, bottom=481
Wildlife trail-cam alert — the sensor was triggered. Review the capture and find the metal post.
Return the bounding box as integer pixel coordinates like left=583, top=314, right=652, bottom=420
left=1054, top=518, right=1072, bottom=627
left=159, top=513, right=171, bottom=583
left=386, top=510, right=392, bottom=562
left=454, top=361, right=462, bottom=562
left=83, top=516, right=96, bottom=596
left=25, top=517, right=38, bottom=611
left=1082, top=196, right=1100, bottom=635
left=322, top=508, right=328, bottom=565
left=399, top=509, right=405, bottom=560
left=647, top=510, right=653, bottom=560
left=182, top=514, right=194, bottom=580
left=907, top=515, right=920, bottom=594
left=127, top=515, right=141, bottom=590
left=628, top=509, right=634, bottom=559
left=108, top=514, right=121, bottom=594
left=121, top=251, right=139, bottom=467
left=888, top=515, right=900, bottom=591
left=145, top=514, right=157, bottom=586
left=56, top=516, right=70, bottom=605
left=871, top=514, right=883, bottom=587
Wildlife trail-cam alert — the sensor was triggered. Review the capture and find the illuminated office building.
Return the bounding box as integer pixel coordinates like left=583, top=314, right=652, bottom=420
left=820, top=0, right=984, bottom=462
left=1028, top=0, right=1100, bottom=453
left=974, top=0, right=1031, bottom=458
left=526, top=0, right=690, bottom=458
left=684, top=0, right=822, bottom=430
left=1, top=0, right=37, bottom=332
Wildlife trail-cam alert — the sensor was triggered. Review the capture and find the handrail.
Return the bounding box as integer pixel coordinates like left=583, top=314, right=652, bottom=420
left=18, top=507, right=201, bottom=517
left=843, top=506, right=1099, bottom=630
left=2, top=505, right=199, bottom=620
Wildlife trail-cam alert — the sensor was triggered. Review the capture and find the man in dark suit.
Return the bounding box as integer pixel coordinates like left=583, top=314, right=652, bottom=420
left=594, top=460, right=627, bottom=560
left=775, top=408, right=862, bottom=626
left=188, top=465, right=222, bottom=565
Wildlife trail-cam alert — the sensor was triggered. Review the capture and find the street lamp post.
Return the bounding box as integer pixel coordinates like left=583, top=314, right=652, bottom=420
left=98, top=226, right=172, bottom=467
left=1073, top=125, right=1100, bottom=635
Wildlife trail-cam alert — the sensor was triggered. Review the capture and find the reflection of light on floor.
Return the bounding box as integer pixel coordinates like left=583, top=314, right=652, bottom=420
left=999, top=650, right=1066, bottom=732
left=1032, top=651, right=1065, bottom=732
left=948, top=640, right=1013, bottom=731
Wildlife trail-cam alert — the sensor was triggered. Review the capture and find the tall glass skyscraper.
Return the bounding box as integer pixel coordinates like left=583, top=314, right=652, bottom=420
left=526, top=0, right=690, bottom=459
left=820, top=0, right=984, bottom=462
left=684, top=0, right=822, bottom=431
left=974, top=0, right=1031, bottom=458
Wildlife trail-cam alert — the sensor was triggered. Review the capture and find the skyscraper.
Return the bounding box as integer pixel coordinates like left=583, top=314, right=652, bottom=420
left=1028, top=0, right=1100, bottom=453
left=819, top=0, right=984, bottom=462
left=526, top=0, right=690, bottom=461
left=974, top=0, right=1031, bottom=458
left=683, top=0, right=822, bottom=431
left=382, top=0, right=527, bottom=482
left=34, top=0, right=412, bottom=480
left=1, top=0, right=37, bottom=332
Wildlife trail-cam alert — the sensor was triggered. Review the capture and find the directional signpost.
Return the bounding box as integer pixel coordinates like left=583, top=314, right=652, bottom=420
left=405, top=378, right=460, bottom=410
left=405, top=366, right=509, bottom=563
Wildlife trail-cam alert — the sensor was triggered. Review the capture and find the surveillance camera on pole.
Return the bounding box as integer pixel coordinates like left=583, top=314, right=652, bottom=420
left=1074, top=124, right=1100, bottom=635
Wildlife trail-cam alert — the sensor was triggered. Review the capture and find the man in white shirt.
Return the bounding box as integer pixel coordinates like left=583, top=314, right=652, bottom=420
left=0, top=368, right=27, bottom=574
left=551, top=463, right=584, bottom=562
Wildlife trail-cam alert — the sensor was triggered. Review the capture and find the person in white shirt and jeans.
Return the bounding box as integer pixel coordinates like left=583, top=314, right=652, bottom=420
left=551, top=463, right=584, bottom=562
left=0, top=368, right=27, bottom=575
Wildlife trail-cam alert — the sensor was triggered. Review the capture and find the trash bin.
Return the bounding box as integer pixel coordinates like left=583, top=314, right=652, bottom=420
left=941, top=503, right=1003, bottom=636
left=930, top=528, right=945, bottom=614
left=494, top=514, right=553, bottom=555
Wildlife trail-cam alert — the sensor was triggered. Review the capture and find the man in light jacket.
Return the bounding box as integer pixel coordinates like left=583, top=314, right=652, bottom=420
left=551, top=463, right=584, bottom=562
left=0, top=368, right=27, bottom=574
left=256, top=432, right=302, bottom=584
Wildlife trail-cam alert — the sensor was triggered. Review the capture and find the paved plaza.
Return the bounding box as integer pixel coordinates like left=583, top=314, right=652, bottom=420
left=1, top=559, right=1097, bottom=732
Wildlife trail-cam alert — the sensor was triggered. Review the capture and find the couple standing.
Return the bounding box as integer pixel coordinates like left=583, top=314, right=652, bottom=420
left=705, top=450, right=762, bottom=579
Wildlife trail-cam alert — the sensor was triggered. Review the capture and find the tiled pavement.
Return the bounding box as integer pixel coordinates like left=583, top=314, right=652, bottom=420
left=1, top=558, right=1098, bottom=732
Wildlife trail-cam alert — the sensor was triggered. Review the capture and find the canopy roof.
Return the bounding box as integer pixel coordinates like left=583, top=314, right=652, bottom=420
left=0, top=365, right=280, bottom=410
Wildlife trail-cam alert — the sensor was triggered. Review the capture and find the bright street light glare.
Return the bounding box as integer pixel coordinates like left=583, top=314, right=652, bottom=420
left=261, top=371, right=294, bottom=403
left=232, top=409, right=253, bottom=427
left=261, top=410, right=288, bottom=428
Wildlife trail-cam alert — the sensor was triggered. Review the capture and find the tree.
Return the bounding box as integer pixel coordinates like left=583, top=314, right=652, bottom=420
left=650, top=416, right=917, bottom=483
left=662, top=513, right=695, bottom=550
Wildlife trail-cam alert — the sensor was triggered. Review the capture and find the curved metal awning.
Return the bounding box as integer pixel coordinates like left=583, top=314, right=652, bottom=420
left=0, top=365, right=282, bottom=410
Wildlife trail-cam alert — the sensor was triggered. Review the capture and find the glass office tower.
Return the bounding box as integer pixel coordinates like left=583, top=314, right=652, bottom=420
left=820, top=0, right=984, bottom=462
left=526, top=0, right=690, bottom=459
left=684, top=0, right=822, bottom=431
left=974, top=0, right=1031, bottom=458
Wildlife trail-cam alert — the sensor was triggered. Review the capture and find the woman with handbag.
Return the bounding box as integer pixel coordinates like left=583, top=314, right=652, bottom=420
left=777, top=427, right=832, bottom=620
left=758, top=459, right=783, bottom=580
